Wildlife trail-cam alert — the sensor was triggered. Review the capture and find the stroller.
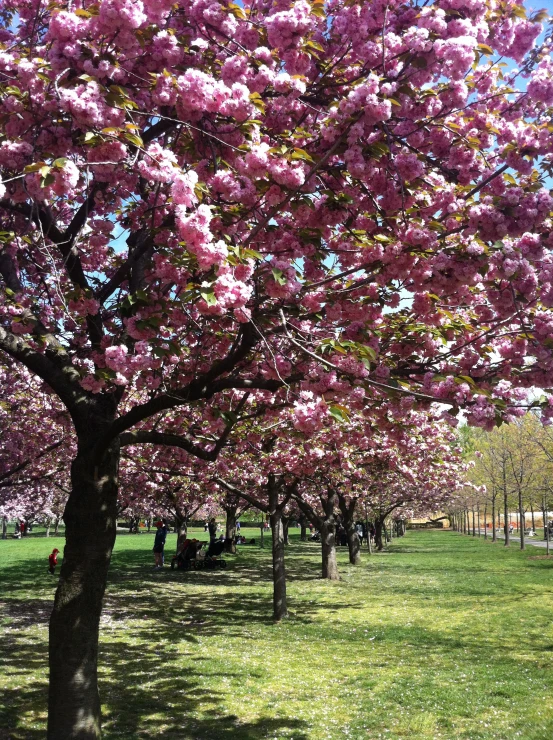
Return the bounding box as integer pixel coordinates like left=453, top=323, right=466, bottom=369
left=171, top=539, right=203, bottom=571
left=201, top=539, right=227, bottom=570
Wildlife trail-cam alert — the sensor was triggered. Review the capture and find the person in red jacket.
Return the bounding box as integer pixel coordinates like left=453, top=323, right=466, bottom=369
left=48, top=548, right=59, bottom=575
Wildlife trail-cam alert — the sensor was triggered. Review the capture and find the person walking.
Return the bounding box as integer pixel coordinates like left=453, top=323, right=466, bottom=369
left=48, top=548, right=60, bottom=575
left=153, top=520, right=168, bottom=569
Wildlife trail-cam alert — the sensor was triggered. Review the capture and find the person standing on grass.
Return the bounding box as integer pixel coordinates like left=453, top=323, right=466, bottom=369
left=48, top=548, right=59, bottom=575
left=152, top=520, right=168, bottom=569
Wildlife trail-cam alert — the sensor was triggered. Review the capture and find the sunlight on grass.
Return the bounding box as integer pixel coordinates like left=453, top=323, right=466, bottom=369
left=2, top=530, right=553, bottom=738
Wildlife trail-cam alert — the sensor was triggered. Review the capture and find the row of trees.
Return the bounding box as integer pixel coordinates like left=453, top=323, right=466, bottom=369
left=451, top=416, right=553, bottom=549
left=1, top=0, right=553, bottom=736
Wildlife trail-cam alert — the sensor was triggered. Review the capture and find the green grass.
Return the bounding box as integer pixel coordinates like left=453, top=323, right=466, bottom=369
left=2, top=530, right=553, bottom=739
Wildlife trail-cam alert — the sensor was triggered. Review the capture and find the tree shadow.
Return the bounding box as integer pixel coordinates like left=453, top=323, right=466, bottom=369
left=98, top=639, right=309, bottom=739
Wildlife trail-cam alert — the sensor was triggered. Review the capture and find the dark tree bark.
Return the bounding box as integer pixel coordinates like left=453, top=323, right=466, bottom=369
left=492, top=495, right=496, bottom=542
left=282, top=515, right=289, bottom=546
left=294, top=488, right=339, bottom=579
left=269, top=479, right=287, bottom=621
left=48, top=405, right=119, bottom=740
left=299, top=515, right=307, bottom=542
left=337, top=493, right=360, bottom=565
left=224, top=505, right=237, bottom=553
left=375, top=516, right=385, bottom=551
left=503, top=480, right=510, bottom=547
left=319, top=489, right=339, bottom=580
left=518, top=490, right=525, bottom=551
left=54, top=517, right=60, bottom=536
left=321, top=521, right=338, bottom=579
left=176, top=515, right=188, bottom=553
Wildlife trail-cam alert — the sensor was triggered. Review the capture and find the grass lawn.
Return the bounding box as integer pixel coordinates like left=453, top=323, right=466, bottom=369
left=2, top=530, right=553, bottom=739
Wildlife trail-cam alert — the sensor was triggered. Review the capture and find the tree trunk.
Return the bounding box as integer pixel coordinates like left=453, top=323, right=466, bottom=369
left=48, top=413, right=119, bottom=740
left=492, top=497, right=496, bottom=542
left=320, top=521, right=339, bottom=579
left=531, top=504, right=535, bottom=532
left=2, top=516, right=6, bottom=540
left=45, top=517, right=51, bottom=538
left=299, top=515, right=307, bottom=542
left=543, top=503, right=548, bottom=541
left=282, top=516, right=289, bottom=546
left=176, top=516, right=188, bottom=553
left=483, top=506, right=487, bottom=540
left=54, top=517, right=60, bottom=536
left=338, top=494, right=360, bottom=565
left=345, top=520, right=360, bottom=564
left=270, top=506, right=287, bottom=621
left=319, top=490, right=339, bottom=580
left=519, top=490, right=525, bottom=551
left=375, top=517, right=385, bottom=551
left=224, top=506, right=237, bottom=554
left=477, top=506, right=481, bottom=537
left=504, top=485, right=510, bottom=546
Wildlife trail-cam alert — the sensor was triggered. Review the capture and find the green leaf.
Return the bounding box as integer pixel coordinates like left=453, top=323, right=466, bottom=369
left=329, top=405, right=350, bottom=423
left=23, top=162, right=47, bottom=173
left=290, top=148, right=315, bottom=163
left=200, top=287, right=217, bottom=306
left=477, top=43, right=493, bottom=55
left=271, top=268, right=287, bottom=285
left=124, top=132, right=144, bottom=148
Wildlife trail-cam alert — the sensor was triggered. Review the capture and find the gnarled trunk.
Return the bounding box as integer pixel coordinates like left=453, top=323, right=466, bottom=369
left=299, top=515, right=307, bottom=542
left=338, top=494, right=360, bottom=565
left=374, top=517, right=385, bottom=551
left=176, top=516, right=188, bottom=553
left=320, top=489, right=339, bottom=580
left=320, top=520, right=338, bottom=579
left=282, top=516, right=289, bottom=546
left=269, top=476, right=287, bottom=620
left=270, top=507, right=287, bottom=620
left=48, top=412, right=119, bottom=740
left=224, top=506, right=237, bottom=553
left=345, top=522, right=360, bottom=564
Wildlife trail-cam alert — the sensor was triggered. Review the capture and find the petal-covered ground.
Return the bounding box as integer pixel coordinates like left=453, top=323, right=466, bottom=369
left=1, top=529, right=553, bottom=740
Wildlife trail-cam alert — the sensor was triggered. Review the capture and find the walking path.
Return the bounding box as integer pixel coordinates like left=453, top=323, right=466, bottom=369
left=476, top=529, right=551, bottom=549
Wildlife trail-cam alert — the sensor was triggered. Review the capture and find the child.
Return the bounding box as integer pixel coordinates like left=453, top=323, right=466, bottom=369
left=48, top=548, right=60, bottom=575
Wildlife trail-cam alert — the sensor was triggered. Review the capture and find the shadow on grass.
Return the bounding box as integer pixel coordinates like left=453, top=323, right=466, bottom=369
left=99, top=639, right=309, bottom=739
left=0, top=634, right=49, bottom=740
left=0, top=543, right=322, bottom=739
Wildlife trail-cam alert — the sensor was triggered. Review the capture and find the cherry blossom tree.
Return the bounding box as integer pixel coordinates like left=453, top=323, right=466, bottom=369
left=1, top=0, right=553, bottom=736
